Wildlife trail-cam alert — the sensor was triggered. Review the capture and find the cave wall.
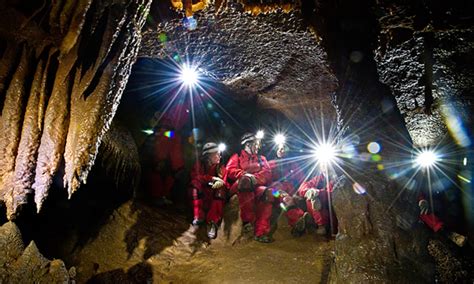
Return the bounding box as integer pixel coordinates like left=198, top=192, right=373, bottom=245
left=375, top=0, right=474, bottom=147
left=0, top=0, right=151, bottom=219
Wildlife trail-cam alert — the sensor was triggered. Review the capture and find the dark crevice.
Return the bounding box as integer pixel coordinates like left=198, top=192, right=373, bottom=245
left=44, top=50, right=59, bottom=100
left=77, top=2, right=108, bottom=78
left=0, top=44, right=23, bottom=115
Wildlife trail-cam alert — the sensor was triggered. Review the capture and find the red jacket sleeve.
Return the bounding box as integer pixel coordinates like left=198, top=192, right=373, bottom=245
left=298, top=175, right=324, bottom=197
left=190, top=162, right=213, bottom=189
left=225, top=154, right=244, bottom=183
left=253, top=155, right=272, bottom=186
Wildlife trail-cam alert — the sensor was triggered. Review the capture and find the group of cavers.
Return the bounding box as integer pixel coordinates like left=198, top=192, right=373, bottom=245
left=143, top=120, right=336, bottom=243
left=143, top=112, right=467, bottom=246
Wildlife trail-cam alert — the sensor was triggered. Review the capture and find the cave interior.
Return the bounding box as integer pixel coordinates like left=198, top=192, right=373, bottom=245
left=0, top=0, right=473, bottom=283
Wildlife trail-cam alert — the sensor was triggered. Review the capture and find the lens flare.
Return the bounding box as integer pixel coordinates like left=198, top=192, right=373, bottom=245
left=415, top=150, right=439, bottom=168
left=353, top=183, right=366, bottom=195
left=313, top=143, right=337, bottom=165
left=164, top=130, right=174, bottom=138
left=367, top=142, right=381, bottom=154
left=179, top=64, right=198, bottom=86
left=142, top=129, right=154, bottom=135
left=256, top=130, right=265, bottom=139
left=218, top=143, right=226, bottom=152
left=274, top=134, right=286, bottom=146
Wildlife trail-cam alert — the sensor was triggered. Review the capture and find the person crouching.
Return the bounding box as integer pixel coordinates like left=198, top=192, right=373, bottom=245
left=189, top=142, right=227, bottom=239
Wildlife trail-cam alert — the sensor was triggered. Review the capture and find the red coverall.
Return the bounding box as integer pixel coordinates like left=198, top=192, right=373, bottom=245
left=418, top=192, right=444, bottom=232
left=268, top=159, right=305, bottom=227
left=189, top=162, right=227, bottom=224
left=226, top=150, right=272, bottom=237
left=148, top=129, right=184, bottom=199
left=288, top=174, right=337, bottom=231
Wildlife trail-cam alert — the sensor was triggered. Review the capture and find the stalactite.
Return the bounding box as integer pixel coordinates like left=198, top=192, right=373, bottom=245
left=0, top=0, right=152, bottom=217
left=33, top=47, right=76, bottom=213
left=7, top=55, right=50, bottom=218
left=0, top=47, right=30, bottom=201
left=64, top=1, right=150, bottom=198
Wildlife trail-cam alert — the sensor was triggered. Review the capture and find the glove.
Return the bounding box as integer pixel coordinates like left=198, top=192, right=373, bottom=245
left=418, top=199, right=429, bottom=215
left=304, top=188, right=318, bottom=200
left=311, top=197, right=322, bottom=211
left=211, top=177, right=225, bottom=189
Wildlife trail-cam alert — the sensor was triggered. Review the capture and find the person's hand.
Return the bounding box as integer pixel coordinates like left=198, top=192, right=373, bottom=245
left=211, top=177, right=224, bottom=189
left=244, top=173, right=257, bottom=185
left=304, top=188, right=318, bottom=200
left=418, top=199, right=429, bottom=215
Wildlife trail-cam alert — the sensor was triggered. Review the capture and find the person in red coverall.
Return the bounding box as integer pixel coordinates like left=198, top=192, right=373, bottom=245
left=280, top=171, right=337, bottom=236
left=268, top=145, right=307, bottom=236
left=189, top=142, right=227, bottom=239
left=147, top=114, right=185, bottom=206
left=225, top=132, right=274, bottom=243
left=418, top=190, right=467, bottom=246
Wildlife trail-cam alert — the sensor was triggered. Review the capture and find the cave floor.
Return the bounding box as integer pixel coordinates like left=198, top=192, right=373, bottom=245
left=150, top=225, right=335, bottom=283
left=72, top=201, right=335, bottom=283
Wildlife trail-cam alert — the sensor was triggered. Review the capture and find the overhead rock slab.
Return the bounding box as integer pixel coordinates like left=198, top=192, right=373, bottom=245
left=141, top=3, right=338, bottom=121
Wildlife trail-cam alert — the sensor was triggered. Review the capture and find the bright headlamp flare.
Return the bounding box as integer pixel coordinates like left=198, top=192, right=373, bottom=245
left=314, top=143, right=337, bottom=165
left=179, top=64, right=198, bottom=86
left=274, top=134, right=286, bottom=147
left=218, top=143, right=226, bottom=152
left=415, top=150, right=439, bottom=168
left=256, top=130, right=264, bottom=139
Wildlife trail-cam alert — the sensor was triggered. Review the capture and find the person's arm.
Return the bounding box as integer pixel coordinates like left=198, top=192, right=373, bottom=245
left=190, top=162, right=212, bottom=189
left=253, top=156, right=272, bottom=185
left=225, top=154, right=245, bottom=183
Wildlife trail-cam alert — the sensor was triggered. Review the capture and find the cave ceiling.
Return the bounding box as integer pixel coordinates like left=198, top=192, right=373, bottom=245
left=140, top=2, right=338, bottom=122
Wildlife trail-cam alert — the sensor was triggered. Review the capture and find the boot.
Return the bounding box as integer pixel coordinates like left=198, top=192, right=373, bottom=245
left=192, top=219, right=204, bottom=227
left=316, top=225, right=327, bottom=236
left=207, top=222, right=218, bottom=239
left=254, top=235, right=274, bottom=243
left=242, top=222, right=254, bottom=234
left=291, top=212, right=310, bottom=237
left=448, top=232, right=467, bottom=247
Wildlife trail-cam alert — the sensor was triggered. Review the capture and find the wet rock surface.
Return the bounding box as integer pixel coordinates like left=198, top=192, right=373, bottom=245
left=331, top=174, right=434, bottom=282
left=375, top=2, right=474, bottom=147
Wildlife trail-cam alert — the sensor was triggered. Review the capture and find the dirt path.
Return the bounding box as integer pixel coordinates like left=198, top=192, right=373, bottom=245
left=72, top=202, right=335, bottom=283
left=150, top=220, right=335, bottom=283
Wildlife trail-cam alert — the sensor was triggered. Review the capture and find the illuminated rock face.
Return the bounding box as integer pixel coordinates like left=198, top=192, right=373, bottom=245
left=375, top=2, right=474, bottom=147
left=141, top=4, right=338, bottom=122
left=0, top=0, right=151, bottom=218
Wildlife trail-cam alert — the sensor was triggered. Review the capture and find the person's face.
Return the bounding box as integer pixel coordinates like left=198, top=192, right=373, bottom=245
left=208, top=151, right=221, bottom=165
left=250, top=141, right=259, bottom=154
left=276, top=146, right=285, bottom=158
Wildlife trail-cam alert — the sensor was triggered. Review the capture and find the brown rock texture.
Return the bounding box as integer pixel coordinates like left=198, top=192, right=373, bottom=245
left=0, top=0, right=152, bottom=219
left=0, top=221, right=70, bottom=283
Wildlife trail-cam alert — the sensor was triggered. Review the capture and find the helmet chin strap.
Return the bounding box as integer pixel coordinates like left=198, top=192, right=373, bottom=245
left=245, top=143, right=255, bottom=155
